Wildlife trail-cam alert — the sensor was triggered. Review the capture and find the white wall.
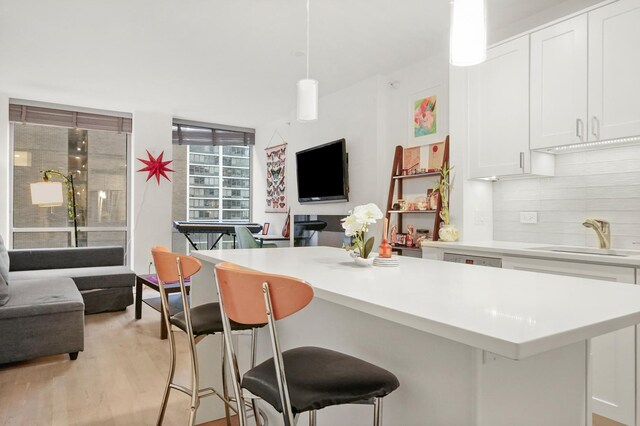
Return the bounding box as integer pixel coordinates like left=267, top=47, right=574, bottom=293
left=0, top=94, right=9, bottom=241
left=252, top=52, right=452, bottom=245
left=130, top=111, right=173, bottom=273
left=493, top=145, right=640, bottom=249
left=253, top=75, right=386, bottom=238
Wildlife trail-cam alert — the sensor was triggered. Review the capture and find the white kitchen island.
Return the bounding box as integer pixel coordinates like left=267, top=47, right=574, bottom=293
left=189, top=246, right=640, bottom=426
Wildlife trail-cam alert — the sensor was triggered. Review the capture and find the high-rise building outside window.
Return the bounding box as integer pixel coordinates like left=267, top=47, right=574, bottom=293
left=171, top=120, right=254, bottom=252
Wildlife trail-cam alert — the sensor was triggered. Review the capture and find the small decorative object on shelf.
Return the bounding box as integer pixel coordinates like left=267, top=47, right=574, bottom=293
left=406, top=225, right=415, bottom=247
left=415, top=229, right=430, bottom=246
left=378, top=218, right=393, bottom=258
left=342, top=203, right=383, bottom=264
left=396, top=233, right=407, bottom=246
left=432, top=163, right=459, bottom=242
left=391, top=225, right=398, bottom=245
left=416, top=196, right=428, bottom=211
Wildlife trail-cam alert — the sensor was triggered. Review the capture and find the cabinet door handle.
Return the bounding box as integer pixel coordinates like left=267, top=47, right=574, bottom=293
left=519, top=152, right=524, bottom=169
left=576, top=118, right=584, bottom=141
left=592, top=116, right=600, bottom=140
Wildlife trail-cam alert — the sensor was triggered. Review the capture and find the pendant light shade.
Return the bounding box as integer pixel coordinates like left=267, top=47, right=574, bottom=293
left=450, top=0, right=487, bottom=66
left=297, top=78, right=318, bottom=122
left=297, top=0, right=318, bottom=122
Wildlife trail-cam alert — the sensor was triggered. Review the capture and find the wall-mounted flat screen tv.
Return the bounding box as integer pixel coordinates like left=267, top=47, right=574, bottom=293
left=296, top=139, right=349, bottom=203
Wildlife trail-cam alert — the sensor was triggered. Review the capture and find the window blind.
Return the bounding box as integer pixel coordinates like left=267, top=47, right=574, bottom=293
left=9, top=104, right=132, bottom=133
left=173, top=119, right=255, bottom=146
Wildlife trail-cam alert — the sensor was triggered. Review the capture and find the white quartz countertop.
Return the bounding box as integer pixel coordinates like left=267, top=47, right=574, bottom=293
left=422, top=240, right=640, bottom=267
left=193, top=246, right=640, bottom=360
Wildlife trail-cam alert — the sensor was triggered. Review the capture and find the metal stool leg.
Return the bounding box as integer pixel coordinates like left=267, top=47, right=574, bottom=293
left=221, top=336, right=232, bottom=426
left=156, top=329, right=177, bottom=425
left=308, top=410, right=317, bottom=426
left=373, top=397, right=383, bottom=426
left=249, top=329, right=263, bottom=426
left=188, top=334, right=200, bottom=426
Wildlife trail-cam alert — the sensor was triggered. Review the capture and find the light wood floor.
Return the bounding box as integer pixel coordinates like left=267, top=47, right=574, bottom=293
left=0, top=292, right=228, bottom=426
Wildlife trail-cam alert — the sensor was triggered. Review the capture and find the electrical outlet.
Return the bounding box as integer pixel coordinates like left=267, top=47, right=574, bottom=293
left=520, top=211, right=538, bottom=224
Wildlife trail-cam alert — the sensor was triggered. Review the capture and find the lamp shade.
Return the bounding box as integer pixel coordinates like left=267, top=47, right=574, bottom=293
left=297, top=78, right=319, bottom=122
left=31, top=181, right=64, bottom=207
left=450, top=0, right=487, bottom=66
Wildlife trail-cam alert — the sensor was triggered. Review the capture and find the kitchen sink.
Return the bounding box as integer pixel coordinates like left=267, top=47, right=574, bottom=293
left=531, top=246, right=640, bottom=257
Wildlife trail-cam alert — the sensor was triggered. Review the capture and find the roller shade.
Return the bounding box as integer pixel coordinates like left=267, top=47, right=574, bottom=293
left=173, top=119, right=255, bottom=146
left=9, top=104, right=132, bottom=133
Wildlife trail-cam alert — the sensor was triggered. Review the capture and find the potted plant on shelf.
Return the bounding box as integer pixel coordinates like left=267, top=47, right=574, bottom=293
left=432, top=164, right=459, bottom=242
left=342, top=203, right=383, bottom=266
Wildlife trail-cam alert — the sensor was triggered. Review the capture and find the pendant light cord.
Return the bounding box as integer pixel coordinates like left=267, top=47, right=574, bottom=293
left=306, top=0, right=310, bottom=79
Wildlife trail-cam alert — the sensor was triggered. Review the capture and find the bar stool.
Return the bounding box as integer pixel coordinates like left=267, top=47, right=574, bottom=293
left=151, top=247, right=265, bottom=426
left=214, top=262, right=400, bottom=426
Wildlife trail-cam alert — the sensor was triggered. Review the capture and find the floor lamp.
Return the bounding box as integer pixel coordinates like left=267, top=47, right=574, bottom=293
left=30, top=170, right=79, bottom=247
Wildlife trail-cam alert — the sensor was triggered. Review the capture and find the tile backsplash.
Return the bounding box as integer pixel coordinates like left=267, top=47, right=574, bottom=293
left=493, top=145, right=640, bottom=249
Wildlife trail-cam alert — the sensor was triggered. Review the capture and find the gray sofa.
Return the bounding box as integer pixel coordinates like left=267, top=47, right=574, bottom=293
left=0, top=245, right=135, bottom=365
left=9, top=246, right=135, bottom=314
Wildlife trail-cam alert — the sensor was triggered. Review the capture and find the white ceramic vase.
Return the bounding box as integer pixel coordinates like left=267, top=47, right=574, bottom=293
left=439, top=224, right=460, bottom=242
left=350, top=251, right=376, bottom=267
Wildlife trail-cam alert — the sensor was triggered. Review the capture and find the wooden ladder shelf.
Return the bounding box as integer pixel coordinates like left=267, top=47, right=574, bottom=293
left=385, top=135, right=450, bottom=252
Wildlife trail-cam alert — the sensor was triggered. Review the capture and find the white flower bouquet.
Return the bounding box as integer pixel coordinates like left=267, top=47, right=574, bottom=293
left=341, top=203, right=383, bottom=259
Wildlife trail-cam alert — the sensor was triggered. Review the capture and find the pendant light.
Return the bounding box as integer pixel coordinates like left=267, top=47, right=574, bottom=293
left=450, top=0, right=487, bottom=66
left=297, top=0, right=318, bottom=122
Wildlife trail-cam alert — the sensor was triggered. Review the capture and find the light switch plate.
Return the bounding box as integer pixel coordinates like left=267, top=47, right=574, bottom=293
left=520, top=211, right=538, bottom=224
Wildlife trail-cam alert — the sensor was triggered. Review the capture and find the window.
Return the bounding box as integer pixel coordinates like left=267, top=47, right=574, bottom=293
left=171, top=120, right=254, bottom=252
left=10, top=104, right=130, bottom=249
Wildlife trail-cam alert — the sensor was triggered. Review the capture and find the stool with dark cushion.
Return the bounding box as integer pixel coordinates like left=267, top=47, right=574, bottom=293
left=215, top=262, right=400, bottom=426
left=151, top=247, right=266, bottom=426
left=243, top=346, right=399, bottom=415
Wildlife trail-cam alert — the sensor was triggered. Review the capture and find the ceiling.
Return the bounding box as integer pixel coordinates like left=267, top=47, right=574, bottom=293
left=0, top=0, right=598, bottom=128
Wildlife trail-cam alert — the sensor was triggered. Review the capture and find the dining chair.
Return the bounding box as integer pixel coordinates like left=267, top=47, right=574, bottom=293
left=151, top=247, right=265, bottom=426
left=214, top=262, right=400, bottom=426
left=235, top=226, right=277, bottom=249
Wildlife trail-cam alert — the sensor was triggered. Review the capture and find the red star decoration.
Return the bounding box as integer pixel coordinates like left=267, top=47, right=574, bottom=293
left=137, top=150, right=174, bottom=184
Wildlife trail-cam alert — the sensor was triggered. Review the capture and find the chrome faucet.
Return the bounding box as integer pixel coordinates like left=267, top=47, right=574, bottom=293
left=582, top=219, right=611, bottom=249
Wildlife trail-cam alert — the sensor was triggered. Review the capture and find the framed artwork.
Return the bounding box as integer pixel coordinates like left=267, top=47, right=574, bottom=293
left=265, top=143, right=287, bottom=212
left=396, top=233, right=407, bottom=246
left=403, top=141, right=445, bottom=173
left=403, top=146, right=421, bottom=174
left=409, top=85, right=443, bottom=146
left=262, top=223, right=270, bottom=235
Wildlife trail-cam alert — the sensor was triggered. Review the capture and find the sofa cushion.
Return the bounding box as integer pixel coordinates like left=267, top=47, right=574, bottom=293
left=8, top=246, right=124, bottom=271
left=0, top=277, right=84, bottom=320
left=8, top=266, right=135, bottom=291
left=0, top=235, right=9, bottom=284
left=0, top=273, right=8, bottom=307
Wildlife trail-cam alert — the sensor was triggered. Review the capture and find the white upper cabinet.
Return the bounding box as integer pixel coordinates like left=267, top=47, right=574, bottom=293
left=468, top=36, right=531, bottom=178
left=530, top=15, right=588, bottom=150
left=530, top=0, right=640, bottom=149
left=588, top=0, right=640, bottom=141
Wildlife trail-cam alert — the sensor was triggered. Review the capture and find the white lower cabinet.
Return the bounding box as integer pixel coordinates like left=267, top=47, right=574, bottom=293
left=502, top=256, right=636, bottom=425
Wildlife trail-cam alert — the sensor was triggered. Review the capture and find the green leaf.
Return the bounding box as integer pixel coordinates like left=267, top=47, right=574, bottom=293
left=362, top=236, right=375, bottom=259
